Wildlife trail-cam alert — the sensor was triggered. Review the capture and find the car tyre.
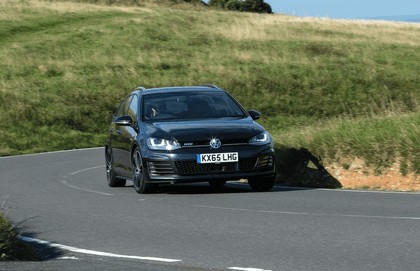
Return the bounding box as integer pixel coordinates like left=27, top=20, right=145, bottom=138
left=132, top=148, right=152, bottom=194
left=105, top=147, right=126, bottom=187
left=248, top=176, right=275, bottom=192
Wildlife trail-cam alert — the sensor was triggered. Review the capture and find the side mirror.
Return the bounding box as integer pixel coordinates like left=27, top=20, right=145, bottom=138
left=248, top=109, right=261, bottom=120
left=113, top=115, right=133, bottom=126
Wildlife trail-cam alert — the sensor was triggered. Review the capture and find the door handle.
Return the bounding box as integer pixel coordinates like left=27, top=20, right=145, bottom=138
left=116, top=129, right=122, bottom=135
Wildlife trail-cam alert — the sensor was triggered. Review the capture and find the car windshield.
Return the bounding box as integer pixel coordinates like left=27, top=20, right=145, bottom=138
left=142, top=91, right=247, bottom=121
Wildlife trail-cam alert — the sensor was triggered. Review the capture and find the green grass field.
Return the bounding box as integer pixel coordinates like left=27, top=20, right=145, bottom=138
left=1, top=0, right=419, bottom=175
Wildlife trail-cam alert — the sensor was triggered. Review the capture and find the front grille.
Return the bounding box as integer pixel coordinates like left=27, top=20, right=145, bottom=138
left=256, top=155, right=273, bottom=168
left=149, top=156, right=273, bottom=177
left=223, top=138, right=249, bottom=145
left=175, top=158, right=258, bottom=176
left=239, top=158, right=258, bottom=172
left=148, top=161, right=175, bottom=176
left=180, top=138, right=249, bottom=148
left=175, top=161, right=237, bottom=175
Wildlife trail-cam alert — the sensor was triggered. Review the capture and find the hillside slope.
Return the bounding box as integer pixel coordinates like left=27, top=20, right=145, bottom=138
left=0, top=0, right=419, bottom=188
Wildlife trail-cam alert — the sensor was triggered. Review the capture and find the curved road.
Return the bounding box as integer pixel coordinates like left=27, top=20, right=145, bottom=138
left=1, top=148, right=419, bottom=271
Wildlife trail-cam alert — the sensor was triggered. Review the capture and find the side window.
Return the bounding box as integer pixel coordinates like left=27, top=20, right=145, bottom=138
left=115, top=96, right=132, bottom=117
left=128, top=95, right=138, bottom=120
left=123, top=96, right=132, bottom=116
left=115, top=98, right=127, bottom=117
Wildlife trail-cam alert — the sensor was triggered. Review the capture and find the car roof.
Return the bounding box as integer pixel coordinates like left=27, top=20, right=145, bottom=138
left=132, top=85, right=224, bottom=95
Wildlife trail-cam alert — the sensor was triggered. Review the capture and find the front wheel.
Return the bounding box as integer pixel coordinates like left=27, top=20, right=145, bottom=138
left=132, top=148, right=152, bottom=194
left=105, top=147, right=126, bottom=187
left=248, top=176, right=275, bottom=192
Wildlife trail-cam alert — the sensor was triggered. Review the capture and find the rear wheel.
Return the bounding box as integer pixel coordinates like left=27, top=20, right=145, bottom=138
left=248, top=176, right=275, bottom=192
left=132, top=148, right=152, bottom=194
left=105, top=148, right=126, bottom=187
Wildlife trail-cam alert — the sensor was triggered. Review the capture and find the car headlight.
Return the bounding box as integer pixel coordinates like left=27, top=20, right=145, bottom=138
left=147, top=137, right=181, bottom=151
left=249, top=131, right=271, bottom=146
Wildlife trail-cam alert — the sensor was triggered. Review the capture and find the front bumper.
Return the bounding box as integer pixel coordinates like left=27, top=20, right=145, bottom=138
left=141, top=145, right=275, bottom=184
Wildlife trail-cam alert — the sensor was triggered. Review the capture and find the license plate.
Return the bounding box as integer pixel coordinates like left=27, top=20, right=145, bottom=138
left=197, top=152, right=239, bottom=164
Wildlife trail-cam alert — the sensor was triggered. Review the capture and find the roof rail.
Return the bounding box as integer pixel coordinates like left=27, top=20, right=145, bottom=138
left=201, top=84, right=220, bottom=89
left=134, top=86, right=146, bottom=91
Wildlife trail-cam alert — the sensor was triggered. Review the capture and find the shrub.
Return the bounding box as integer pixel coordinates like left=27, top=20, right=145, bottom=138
left=0, top=214, right=38, bottom=261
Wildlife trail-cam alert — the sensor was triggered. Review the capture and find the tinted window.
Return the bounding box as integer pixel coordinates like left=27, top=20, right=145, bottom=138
left=115, top=97, right=128, bottom=117
left=128, top=95, right=138, bottom=120
left=143, top=91, right=246, bottom=121
left=123, top=96, right=132, bottom=115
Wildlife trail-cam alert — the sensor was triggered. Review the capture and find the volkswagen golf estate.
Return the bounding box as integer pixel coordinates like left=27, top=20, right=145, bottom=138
left=105, top=85, right=275, bottom=193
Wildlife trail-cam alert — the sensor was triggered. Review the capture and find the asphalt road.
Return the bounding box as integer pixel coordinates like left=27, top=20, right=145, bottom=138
left=1, top=148, right=419, bottom=271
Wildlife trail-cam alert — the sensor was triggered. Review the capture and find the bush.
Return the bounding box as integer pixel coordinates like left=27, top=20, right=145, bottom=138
left=209, top=0, right=272, bottom=13
left=0, top=214, right=38, bottom=261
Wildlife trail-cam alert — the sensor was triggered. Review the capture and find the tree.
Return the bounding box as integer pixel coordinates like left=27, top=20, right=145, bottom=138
left=225, top=0, right=242, bottom=11
left=170, top=0, right=207, bottom=5
left=208, top=0, right=272, bottom=14
left=242, top=0, right=272, bottom=13
left=208, top=0, right=229, bottom=8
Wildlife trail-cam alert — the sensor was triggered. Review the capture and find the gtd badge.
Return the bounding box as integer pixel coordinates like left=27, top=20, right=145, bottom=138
left=209, top=138, right=222, bottom=149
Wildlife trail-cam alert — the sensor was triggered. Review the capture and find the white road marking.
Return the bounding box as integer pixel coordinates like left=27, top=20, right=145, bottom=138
left=193, top=205, right=420, bottom=221
left=61, top=180, right=113, bottom=196
left=58, top=256, right=80, bottom=260
left=19, top=236, right=181, bottom=263
left=0, top=147, right=103, bottom=159
left=228, top=267, right=272, bottom=271
left=234, top=182, right=420, bottom=195
left=70, top=165, right=104, bottom=175
left=61, top=165, right=113, bottom=196
left=278, top=185, right=420, bottom=195
left=327, top=188, right=420, bottom=195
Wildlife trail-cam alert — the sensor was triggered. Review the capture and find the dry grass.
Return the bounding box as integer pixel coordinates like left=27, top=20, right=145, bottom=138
left=214, top=12, right=420, bottom=45
left=327, top=160, right=420, bottom=191
left=0, top=0, right=154, bottom=16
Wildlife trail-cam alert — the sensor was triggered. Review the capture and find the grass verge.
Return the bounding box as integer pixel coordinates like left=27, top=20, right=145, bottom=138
left=271, top=112, right=420, bottom=175
left=0, top=213, right=38, bottom=261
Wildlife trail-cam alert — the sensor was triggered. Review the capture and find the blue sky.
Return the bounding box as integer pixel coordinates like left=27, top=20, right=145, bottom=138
left=265, top=0, right=420, bottom=19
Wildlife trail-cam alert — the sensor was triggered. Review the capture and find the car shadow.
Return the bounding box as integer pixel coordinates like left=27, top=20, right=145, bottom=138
left=155, top=182, right=251, bottom=194
left=275, top=147, right=342, bottom=189
left=130, top=181, right=309, bottom=195
left=125, top=146, right=342, bottom=195
left=127, top=182, right=245, bottom=195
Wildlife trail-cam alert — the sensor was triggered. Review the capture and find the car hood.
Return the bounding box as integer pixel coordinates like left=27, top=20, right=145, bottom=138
left=145, top=117, right=264, bottom=142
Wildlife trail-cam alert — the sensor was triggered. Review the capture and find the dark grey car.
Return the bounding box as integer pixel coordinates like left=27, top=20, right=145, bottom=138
left=105, top=85, right=275, bottom=193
